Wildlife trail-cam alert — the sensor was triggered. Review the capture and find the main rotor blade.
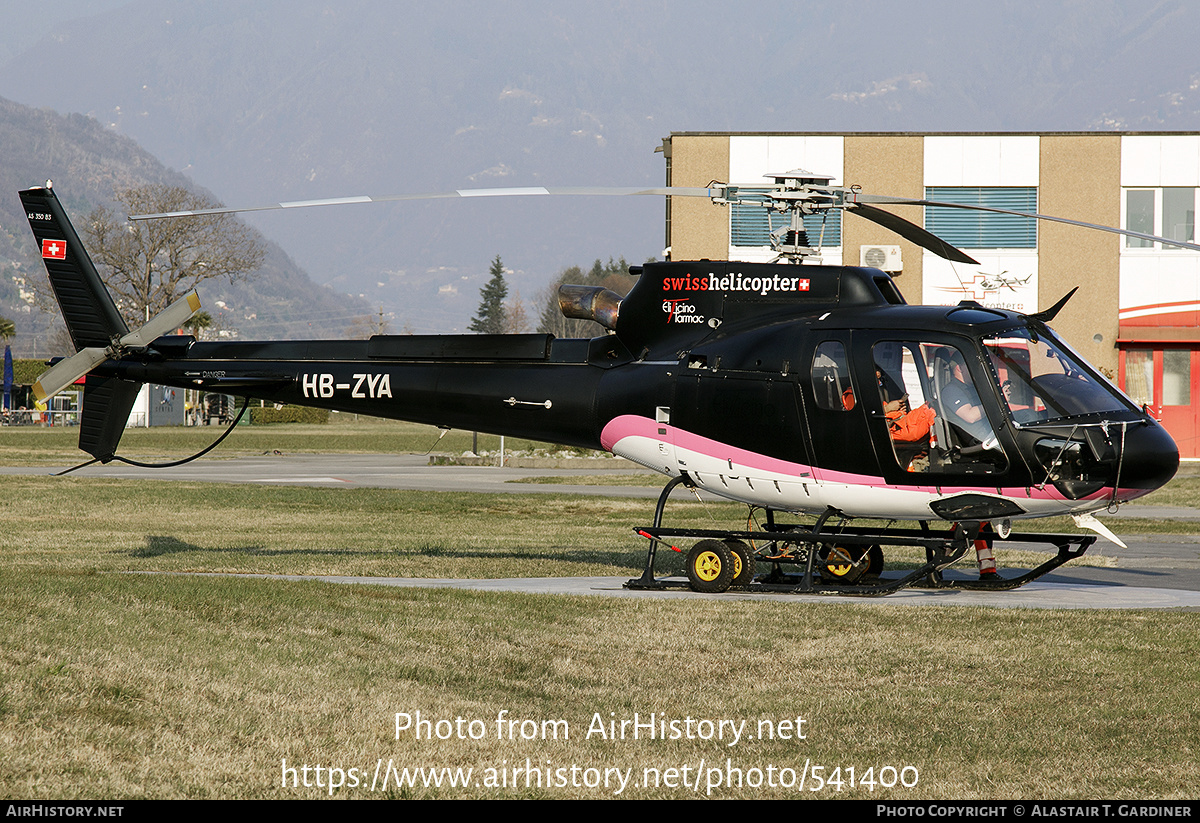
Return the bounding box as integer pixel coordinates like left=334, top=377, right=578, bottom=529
left=119, top=291, right=201, bottom=348
left=855, top=193, right=1200, bottom=253
left=128, top=186, right=722, bottom=220
left=848, top=203, right=979, bottom=265
left=33, top=347, right=108, bottom=402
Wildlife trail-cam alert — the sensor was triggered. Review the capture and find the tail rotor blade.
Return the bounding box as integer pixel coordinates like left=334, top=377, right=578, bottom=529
left=119, top=291, right=201, bottom=348
left=32, top=347, right=108, bottom=402
left=33, top=291, right=201, bottom=401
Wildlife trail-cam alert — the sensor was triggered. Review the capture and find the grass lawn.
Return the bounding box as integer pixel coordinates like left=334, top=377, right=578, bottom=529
left=1, top=421, right=1198, bottom=798
left=0, top=564, right=1196, bottom=799
left=0, top=417, right=569, bottom=466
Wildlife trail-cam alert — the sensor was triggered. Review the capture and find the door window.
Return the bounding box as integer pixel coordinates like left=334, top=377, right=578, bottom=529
left=1163, top=349, right=1191, bottom=406
left=812, top=341, right=854, bottom=411
left=1121, top=346, right=1199, bottom=459
left=873, top=341, right=1004, bottom=473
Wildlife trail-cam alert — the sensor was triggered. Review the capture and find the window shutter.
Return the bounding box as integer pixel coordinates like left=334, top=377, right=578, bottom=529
left=924, top=187, right=1038, bottom=249
left=730, top=188, right=842, bottom=247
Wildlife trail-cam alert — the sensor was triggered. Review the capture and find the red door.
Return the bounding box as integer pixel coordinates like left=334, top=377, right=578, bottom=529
left=1120, top=347, right=1198, bottom=458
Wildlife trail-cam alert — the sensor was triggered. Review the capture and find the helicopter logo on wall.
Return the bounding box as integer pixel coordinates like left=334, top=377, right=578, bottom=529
left=928, top=267, right=1037, bottom=313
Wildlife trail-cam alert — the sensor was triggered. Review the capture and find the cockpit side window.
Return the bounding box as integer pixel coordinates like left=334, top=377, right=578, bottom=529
left=812, top=341, right=854, bottom=411
left=929, top=345, right=995, bottom=446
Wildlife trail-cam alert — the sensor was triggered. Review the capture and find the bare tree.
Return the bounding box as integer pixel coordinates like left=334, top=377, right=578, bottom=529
left=504, top=290, right=530, bottom=334
left=345, top=306, right=393, bottom=338
left=84, top=185, right=265, bottom=325
left=537, top=257, right=640, bottom=338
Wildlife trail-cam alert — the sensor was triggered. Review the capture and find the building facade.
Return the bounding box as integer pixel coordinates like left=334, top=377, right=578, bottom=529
left=662, top=132, right=1200, bottom=458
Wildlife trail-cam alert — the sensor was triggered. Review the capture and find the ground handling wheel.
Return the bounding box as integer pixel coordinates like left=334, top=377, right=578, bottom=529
left=686, top=539, right=735, bottom=593
left=864, top=544, right=884, bottom=579
left=818, top=544, right=877, bottom=585
left=724, top=539, right=756, bottom=588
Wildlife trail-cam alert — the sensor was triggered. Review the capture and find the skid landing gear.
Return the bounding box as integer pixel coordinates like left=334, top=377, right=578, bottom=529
left=624, top=478, right=1096, bottom=597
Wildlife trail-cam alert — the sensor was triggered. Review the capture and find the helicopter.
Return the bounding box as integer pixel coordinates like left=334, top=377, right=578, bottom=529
left=19, top=172, right=1184, bottom=596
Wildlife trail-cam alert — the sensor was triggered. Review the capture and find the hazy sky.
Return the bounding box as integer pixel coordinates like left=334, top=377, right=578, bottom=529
left=4, top=0, right=1199, bottom=331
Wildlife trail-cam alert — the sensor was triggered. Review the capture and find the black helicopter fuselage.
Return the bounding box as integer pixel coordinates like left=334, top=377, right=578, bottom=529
left=91, top=259, right=1178, bottom=523
left=19, top=183, right=1176, bottom=523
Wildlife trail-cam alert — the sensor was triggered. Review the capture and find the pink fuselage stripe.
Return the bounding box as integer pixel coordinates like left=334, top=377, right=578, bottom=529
left=599, top=414, right=1146, bottom=504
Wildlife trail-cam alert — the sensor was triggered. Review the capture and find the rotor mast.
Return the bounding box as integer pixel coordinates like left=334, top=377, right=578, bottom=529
left=709, top=169, right=843, bottom=264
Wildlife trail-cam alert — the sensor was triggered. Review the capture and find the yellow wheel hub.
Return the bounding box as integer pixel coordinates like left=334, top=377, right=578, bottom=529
left=824, top=547, right=855, bottom=577
left=694, top=551, right=724, bottom=581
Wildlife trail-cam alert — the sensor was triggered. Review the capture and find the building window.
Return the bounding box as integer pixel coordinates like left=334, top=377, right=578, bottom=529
left=1126, top=190, right=1155, bottom=248
left=1125, top=348, right=1154, bottom=406
left=1164, top=188, right=1195, bottom=246
left=1124, top=188, right=1198, bottom=249
left=1163, top=348, right=1192, bottom=406
left=730, top=188, right=841, bottom=248
left=924, top=187, right=1038, bottom=249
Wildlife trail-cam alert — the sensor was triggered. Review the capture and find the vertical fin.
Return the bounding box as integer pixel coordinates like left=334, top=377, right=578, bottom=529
left=19, top=185, right=128, bottom=349
left=77, top=376, right=142, bottom=462
left=21, top=185, right=140, bottom=460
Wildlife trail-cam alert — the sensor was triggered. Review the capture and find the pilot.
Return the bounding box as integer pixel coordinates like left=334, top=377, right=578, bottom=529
left=936, top=349, right=992, bottom=444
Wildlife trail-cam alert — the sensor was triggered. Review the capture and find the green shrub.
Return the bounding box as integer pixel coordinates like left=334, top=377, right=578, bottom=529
left=248, top=405, right=330, bottom=425
left=12, top=359, right=46, bottom=386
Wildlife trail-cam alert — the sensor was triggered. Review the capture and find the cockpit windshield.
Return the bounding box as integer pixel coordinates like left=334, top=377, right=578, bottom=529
left=983, top=327, right=1133, bottom=425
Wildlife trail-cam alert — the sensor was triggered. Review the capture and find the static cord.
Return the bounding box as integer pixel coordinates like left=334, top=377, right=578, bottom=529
left=114, top=396, right=250, bottom=468
left=54, top=396, right=250, bottom=476
left=1108, top=421, right=1128, bottom=512
left=54, top=457, right=100, bottom=476
left=424, top=427, right=451, bottom=455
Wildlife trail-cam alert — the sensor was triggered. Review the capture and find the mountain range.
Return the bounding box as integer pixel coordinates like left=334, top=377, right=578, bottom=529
left=0, top=95, right=371, bottom=355
left=3, top=1, right=1200, bottom=336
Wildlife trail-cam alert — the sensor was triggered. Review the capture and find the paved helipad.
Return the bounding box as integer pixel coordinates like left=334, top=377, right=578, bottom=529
left=10, top=453, right=1199, bottom=610
left=154, top=571, right=1200, bottom=610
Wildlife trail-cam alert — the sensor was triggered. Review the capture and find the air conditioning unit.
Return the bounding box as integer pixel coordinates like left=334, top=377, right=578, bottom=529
left=860, top=245, right=902, bottom=272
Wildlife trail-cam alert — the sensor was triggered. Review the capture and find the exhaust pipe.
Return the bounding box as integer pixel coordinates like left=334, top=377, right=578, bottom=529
left=557, top=285, right=623, bottom=331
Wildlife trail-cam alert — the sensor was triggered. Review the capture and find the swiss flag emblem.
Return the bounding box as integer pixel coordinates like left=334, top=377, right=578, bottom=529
left=797, top=279, right=810, bottom=291
left=41, top=239, right=66, bottom=260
